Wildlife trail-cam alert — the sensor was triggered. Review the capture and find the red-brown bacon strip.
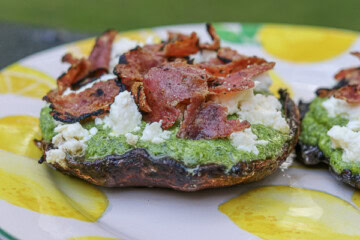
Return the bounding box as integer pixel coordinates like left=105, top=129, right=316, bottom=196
left=177, top=96, right=250, bottom=139
left=44, top=79, right=122, bottom=123
left=198, top=56, right=268, bottom=77
left=114, top=45, right=167, bottom=88
left=334, top=84, right=360, bottom=104
left=57, top=59, right=92, bottom=94
left=57, top=30, right=117, bottom=94
left=162, top=32, right=200, bottom=57
left=143, top=62, right=210, bottom=129
left=334, top=52, right=360, bottom=85
left=208, top=62, right=274, bottom=94
left=88, top=29, right=117, bottom=71
left=198, top=23, right=220, bottom=51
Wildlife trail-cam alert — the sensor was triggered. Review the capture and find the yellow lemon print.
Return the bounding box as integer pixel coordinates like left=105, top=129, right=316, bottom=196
left=259, top=24, right=357, bottom=62
left=0, top=150, right=108, bottom=222
left=0, top=64, right=56, bottom=99
left=68, top=237, right=123, bottom=240
left=268, top=70, right=293, bottom=98
left=0, top=115, right=42, bottom=159
left=68, top=30, right=160, bottom=58
left=219, top=186, right=360, bottom=240
left=353, top=191, right=360, bottom=208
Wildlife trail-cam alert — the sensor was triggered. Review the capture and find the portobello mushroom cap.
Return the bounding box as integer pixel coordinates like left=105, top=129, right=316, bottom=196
left=296, top=101, right=360, bottom=189
left=42, top=90, right=300, bottom=191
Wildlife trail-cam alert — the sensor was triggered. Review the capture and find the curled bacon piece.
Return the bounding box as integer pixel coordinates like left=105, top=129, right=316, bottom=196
left=44, top=79, right=122, bottom=123
left=88, top=29, right=117, bottom=71
left=208, top=62, right=274, bottom=94
left=334, top=84, right=360, bottom=104
left=177, top=96, right=250, bottom=140
left=217, top=47, right=246, bottom=63
left=143, top=62, right=210, bottom=129
left=162, top=32, right=200, bottom=57
left=334, top=52, right=360, bottom=85
left=199, top=23, right=220, bottom=51
left=114, top=45, right=166, bottom=87
left=130, top=82, right=152, bottom=112
left=57, top=59, right=91, bottom=94
left=57, top=30, right=117, bottom=94
left=198, top=56, right=268, bottom=77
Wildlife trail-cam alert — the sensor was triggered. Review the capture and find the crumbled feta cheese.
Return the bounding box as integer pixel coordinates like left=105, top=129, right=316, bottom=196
left=125, top=133, right=139, bottom=146
left=54, top=122, right=91, bottom=142
left=46, top=149, right=67, bottom=168
left=238, top=92, right=290, bottom=133
left=95, top=117, right=103, bottom=125
left=102, top=91, right=142, bottom=136
left=254, top=72, right=273, bottom=91
left=212, top=89, right=253, bottom=114
left=141, top=121, right=171, bottom=144
left=191, top=50, right=217, bottom=64
left=328, top=125, right=360, bottom=163
left=322, top=97, right=360, bottom=121
left=46, top=122, right=92, bottom=166
left=109, top=38, right=143, bottom=71
left=62, top=74, right=116, bottom=96
left=230, top=128, right=268, bottom=155
left=89, top=127, right=98, bottom=135
left=347, top=120, right=360, bottom=132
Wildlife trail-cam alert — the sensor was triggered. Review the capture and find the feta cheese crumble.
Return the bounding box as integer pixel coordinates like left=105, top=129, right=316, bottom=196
left=212, top=89, right=253, bottom=114
left=254, top=72, right=273, bottom=92
left=101, top=90, right=142, bottom=136
left=328, top=124, right=360, bottom=163
left=125, top=133, right=139, bottom=146
left=141, top=121, right=171, bottom=144
left=238, top=92, right=290, bottom=133
left=46, top=122, right=96, bottom=167
left=230, top=128, right=268, bottom=155
left=62, top=74, right=116, bottom=96
left=322, top=97, right=360, bottom=120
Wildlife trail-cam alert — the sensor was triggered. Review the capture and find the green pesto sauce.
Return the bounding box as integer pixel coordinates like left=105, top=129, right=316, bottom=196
left=40, top=106, right=289, bottom=169
left=300, top=97, right=360, bottom=174
left=39, top=107, right=57, bottom=141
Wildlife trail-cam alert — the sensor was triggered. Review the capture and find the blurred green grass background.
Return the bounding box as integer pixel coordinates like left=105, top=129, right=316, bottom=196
left=1, top=0, right=360, bottom=33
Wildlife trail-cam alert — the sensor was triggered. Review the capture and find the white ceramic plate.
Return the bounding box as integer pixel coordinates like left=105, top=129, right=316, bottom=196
left=1, top=23, right=360, bottom=240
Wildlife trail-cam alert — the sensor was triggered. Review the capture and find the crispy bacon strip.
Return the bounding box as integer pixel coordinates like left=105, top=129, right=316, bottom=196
left=198, top=56, right=268, bottom=77
left=62, top=53, right=80, bottom=65
left=57, top=30, right=117, bottom=94
left=88, top=29, right=117, bottom=71
left=177, top=97, right=250, bottom=139
left=130, top=82, right=152, bottom=112
left=199, top=23, right=220, bottom=51
left=334, top=84, right=360, bottom=103
left=44, top=79, right=122, bottom=123
left=162, top=32, right=200, bottom=57
left=143, top=62, right=210, bottom=128
left=208, top=62, right=274, bottom=94
left=57, top=59, right=92, bottom=94
left=351, top=51, right=360, bottom=59
left=217, top=47, right=246, bottom=63
left=114, top=45, right=166, bottom=87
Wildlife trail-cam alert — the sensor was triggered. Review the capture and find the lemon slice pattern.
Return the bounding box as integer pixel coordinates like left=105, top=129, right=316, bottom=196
left=0, top=64, right=56, bottom=99
left=259, top=24, right=357, bottom=62
left=0, top=150, right=108, bottom=222
left=0, top=115, right=42, bottom=159
left=219, top=186, right=360, bottom=240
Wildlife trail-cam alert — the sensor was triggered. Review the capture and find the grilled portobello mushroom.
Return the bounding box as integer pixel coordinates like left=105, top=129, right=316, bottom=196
left=40, top=90, right=299, bottom=191
left=297, top=53, right=360, bottom=189
left=38, top=25, right=300, bottom=191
